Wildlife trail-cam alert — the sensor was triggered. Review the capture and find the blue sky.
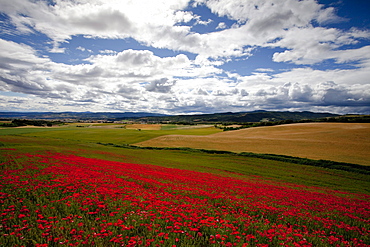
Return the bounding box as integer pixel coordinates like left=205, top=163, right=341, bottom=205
left=0, top=0, right=369, bottom=114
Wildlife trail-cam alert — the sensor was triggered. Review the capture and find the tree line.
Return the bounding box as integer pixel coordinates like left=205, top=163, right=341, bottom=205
left=0, top=119, right=64, bottom=127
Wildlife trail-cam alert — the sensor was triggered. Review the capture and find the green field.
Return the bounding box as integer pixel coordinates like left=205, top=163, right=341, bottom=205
left=0, top=124, right=219, bottom=144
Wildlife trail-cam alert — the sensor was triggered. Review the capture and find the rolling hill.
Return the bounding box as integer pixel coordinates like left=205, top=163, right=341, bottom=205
left=135, top=122, right=370, bottom=166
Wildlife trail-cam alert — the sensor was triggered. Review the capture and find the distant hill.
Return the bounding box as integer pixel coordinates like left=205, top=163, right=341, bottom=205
left=0, top=110, right=343, bottom=123
left=141, top=111, right=340, bottom=123
left=7, top=111, right=370, bottom=125
left=0, top=112, right=167, bottom=121
left=0, top=110, right=340, bottom=122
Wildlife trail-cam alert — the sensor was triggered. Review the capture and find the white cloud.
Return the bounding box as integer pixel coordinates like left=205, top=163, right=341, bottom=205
left=83, top=49, right=194, bottom=80
left=76, top=46, right=85, bottom=52
left=0, top=0, right=196, bottom=50
left=255, top=68, right=274, bottom=72
left=0, top=39, right=48, bottom=66
left=76, top=46, right=92, bottom=53
left=145, top=78, right=176, bottom=93
left=2, top=0, right=368, bottom=61
left=216, top=22, right=227, bottom=29
left=0, top=39, right=54, bottom=95
left=0, top=38, right=229, bottom=112
left=195, top=17, right=213, bottom=26
left=174, top=10, right=194, bottom=23
left=271, top=27, right=370, bottom=65
left=99, top=50, right=117, bottom=54
left=235, top=68, right=370, bottom=112
left=334, top=46, right=370, bottom=65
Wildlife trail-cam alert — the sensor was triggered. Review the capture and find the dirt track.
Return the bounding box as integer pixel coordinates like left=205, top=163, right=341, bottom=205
left=135, top=123, right=370, bottom=166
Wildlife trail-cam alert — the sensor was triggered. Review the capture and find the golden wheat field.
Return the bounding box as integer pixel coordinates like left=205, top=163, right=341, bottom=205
left=124, top=123, right=162, bottom=130
left=135, top=123, right=370, bottom=166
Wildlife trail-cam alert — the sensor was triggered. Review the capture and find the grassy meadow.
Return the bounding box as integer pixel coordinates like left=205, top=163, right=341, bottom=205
left=1, top=123, right=369, bottom=246
left=0, top=124, right=219, bottom=144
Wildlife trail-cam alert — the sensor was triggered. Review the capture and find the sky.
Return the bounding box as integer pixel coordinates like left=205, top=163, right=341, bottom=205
left=0, top=0, right=370, bottom=115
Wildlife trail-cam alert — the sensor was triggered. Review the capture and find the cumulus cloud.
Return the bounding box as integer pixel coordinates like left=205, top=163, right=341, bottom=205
left=287, top=83, right=313, bottom=102
left=0, top=0, right=195, bottom=52
left=2, top=0, right=368, bottom=61
left=0, top=37, right=221, bottom=112
left=234, top=73, right=370, bottom=113
left=0, top=1, right=324, bottom=57
left=255, top=68, right=274, bottom=72
left=193, top=87, right=209, bottom=95
left=76, top=46, right=92, bottom=53
left=216, top=22, right=227, bottom=29
left=145, top=78, right=176, bottom=93
left=271, top=27, right=370, bottom=65
left=0, top=39, right=53, bottom=94
left=195, top=17, right=213, bottom=26
left=0, top=39, right=48, bottom=67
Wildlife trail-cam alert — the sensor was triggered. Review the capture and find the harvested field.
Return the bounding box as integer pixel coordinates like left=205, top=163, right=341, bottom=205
left=125, top=124, right=162, bottom=130
left=135, top=123, right=370, bottom=166
left=125, top=124, right=214, bottom=130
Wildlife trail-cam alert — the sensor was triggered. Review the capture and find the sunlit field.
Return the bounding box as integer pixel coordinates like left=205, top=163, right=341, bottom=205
left=1, top=124, right=369, bottom=246
left=136, top=123, right=370, bottom=166
left=0, top=124, right=219, bottom=145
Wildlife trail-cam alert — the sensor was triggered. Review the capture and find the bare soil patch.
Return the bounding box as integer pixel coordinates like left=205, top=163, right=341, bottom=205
left=135, top=123, right=370, bottom=166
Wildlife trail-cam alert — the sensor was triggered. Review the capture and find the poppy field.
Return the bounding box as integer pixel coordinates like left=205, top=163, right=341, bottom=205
left=1, top=148, right=369, bottom=246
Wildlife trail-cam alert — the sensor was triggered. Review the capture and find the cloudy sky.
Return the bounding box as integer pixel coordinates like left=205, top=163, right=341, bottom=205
left=0, top=0, right=370, bottom=114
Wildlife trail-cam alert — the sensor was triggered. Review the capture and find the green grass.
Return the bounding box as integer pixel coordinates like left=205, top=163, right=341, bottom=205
left=107, top=147, right=370, bottom=195
left=0, top=125, right=220, bottom=144
left=0, top=127, right=65, bottom=136
left=160, top=124, right=180, bottom=130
